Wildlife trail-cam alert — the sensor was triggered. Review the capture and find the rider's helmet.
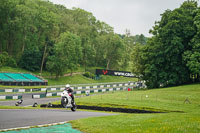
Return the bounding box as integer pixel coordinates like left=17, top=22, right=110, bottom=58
left=65, top=84, right=70, bottom=88
left=65, top=84, right=70, bottom=91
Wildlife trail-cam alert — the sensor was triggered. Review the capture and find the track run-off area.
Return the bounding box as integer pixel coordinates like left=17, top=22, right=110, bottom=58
left=0, top=95, right=116, bottom=132
left=0, top=109, right=115, bottom=131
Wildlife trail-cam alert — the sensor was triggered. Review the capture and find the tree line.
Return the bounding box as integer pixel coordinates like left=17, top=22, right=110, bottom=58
left=132, top=0, right=200, bottom=88
left=2, top=0, right=198, bottom=89
left=0, top=0, right=146, bottom=78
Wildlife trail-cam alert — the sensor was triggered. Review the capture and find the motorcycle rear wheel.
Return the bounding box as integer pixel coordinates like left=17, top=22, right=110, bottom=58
left=71, top=103, right=77, bottom=112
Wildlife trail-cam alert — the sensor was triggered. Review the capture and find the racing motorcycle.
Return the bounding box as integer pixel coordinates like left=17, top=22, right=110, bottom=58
left=61, top=90, right=77, bottom=112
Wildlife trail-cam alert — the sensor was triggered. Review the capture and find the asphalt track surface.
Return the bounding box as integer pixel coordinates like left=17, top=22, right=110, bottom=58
left=0, top=109, right=115, bottom=130
left=0, top=95, right=115, bottom=130
left=0, top=93, right=98, bottom=107
left=0, top=97, right=61, bottom=107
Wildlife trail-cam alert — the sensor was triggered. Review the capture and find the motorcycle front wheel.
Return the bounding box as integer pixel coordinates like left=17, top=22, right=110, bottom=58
left=61, top=97, right=68, bottom=108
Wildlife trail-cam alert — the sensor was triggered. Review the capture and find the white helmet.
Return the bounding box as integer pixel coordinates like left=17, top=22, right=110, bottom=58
left=65, top=84, right=70, bottom=88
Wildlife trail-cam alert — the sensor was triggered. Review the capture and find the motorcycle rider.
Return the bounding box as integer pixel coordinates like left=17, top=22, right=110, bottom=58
left=65, top=84, right=74, bottom=104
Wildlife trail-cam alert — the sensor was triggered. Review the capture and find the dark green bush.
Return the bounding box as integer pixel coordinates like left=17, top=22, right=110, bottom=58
left=6, top=58, right=17, bottom=67
left=83, top=72, right=90, bottom=77
left=0, top=52, right=17, bottom=67
left=19, top=45, right=42, bottom=71
left=83, top=72, right=95, bottom=79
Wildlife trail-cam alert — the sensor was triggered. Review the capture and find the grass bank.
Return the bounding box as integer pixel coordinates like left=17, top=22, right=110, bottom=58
left=0, top=105, right=40, bottom=109
left=70, top=84, right=200, bottom=133
left=48, top=75, right=137, bottom=86
left=0, top=66, right=137, bottom=87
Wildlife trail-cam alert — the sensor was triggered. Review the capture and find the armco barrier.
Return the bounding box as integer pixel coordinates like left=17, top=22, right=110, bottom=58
left=0, top=95, right=22, bottom=100
left=0, top=81, right=141, bottom=93
left=32, top=87, right=129, bottom=98
left=0, top=88, right=31, bottom=93
left=1, top=81, right=146, bottom=99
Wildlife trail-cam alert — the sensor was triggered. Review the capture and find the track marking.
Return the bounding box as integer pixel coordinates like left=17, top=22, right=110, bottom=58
left=0, top=121, right=68, bottom=132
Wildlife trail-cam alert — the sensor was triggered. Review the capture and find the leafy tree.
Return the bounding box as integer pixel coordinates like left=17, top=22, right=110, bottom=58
left=134, top=34, right=147, bottom=45
left=70, top=8, right=98, bottom=70
left=93, top=22, right=114, bottom=68
left=19, top=45, right=42, bottom=71
left=133, top=0, right=198, bottom=88
left=0, top=0, right=148, bottom=76
left=0, top=52, right=17, bottom=68
left=104, top=34, right=124, bottom=70
left=121, top=32, right=136, bottom=70
left=183, top=7, right=200, bottom=77
left=46, top=32, right=82, bottom=78
left=46, top=55, right=65, bottom=78
left=0, top=0, right=20, bottom=56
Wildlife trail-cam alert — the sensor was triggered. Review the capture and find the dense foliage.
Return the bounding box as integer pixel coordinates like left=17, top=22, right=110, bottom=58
left=0, top=0, right=146, bottom=77
left=132, top=0, right=200, bottom=88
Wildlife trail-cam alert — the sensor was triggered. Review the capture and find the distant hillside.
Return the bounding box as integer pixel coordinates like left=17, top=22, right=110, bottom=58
left=0, top=0, right=146, bottom=79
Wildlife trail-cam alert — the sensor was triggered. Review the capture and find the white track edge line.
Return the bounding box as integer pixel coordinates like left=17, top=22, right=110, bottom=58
left=0, top=121, right=68, bottom=132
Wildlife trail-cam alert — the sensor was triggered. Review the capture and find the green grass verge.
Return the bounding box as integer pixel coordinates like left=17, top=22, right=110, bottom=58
left=0, top=85, right=47, bottom=89
left=0, top=105, right=40, bottom=109
left=69, top=84, right=200, bottom=133
left=47, top=75, right=137, bottom=86
left=0, top=66, right=30, bottom=73
left=0, top=99, right=18, bottom=101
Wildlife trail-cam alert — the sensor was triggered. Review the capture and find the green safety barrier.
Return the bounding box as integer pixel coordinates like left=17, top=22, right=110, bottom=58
left=0, top=89, right=5, bottom=92
left=0, top=95, right=22, bottom=100
left=32, top=87, right=129, bottom=98
left=0, top=82, right=137, bottom=93
left=0, top=82, right=140, bottom=99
